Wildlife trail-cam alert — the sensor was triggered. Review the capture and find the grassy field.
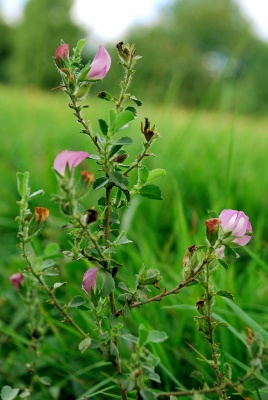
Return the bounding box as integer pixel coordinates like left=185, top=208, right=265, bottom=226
left=0, top=84, right=268, bottom=399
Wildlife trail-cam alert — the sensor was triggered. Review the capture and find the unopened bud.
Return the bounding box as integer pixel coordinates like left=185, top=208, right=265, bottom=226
left=205, top=218, right=221, bottom=246
left=74, top=83, right=91, bottom=99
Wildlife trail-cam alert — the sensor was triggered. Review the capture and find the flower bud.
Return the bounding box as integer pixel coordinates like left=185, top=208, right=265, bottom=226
left=82, top=268, right=98, bottom=295
left=205, top=218, right=221, bottom=246
left=74, top=83, right=91, bottom=99
left=55, top=43, right=69, bottom=66
left=10, top=273, right=24, bottom=290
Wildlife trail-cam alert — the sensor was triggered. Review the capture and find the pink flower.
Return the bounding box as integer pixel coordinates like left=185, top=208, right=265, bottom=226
left=55, top=43, right=69, bottom=65
left=53, top=150, right=90, bottom=176
left=82, top=268, right=98, bottom=294
left=87, top=45, right=111, bottom=80
left=219, top=209, right=252, bottom=246
left=10, top=273, right=24, bottom=290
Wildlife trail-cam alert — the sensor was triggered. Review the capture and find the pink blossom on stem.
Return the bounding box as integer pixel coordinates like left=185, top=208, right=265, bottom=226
left=219, top=209, right=252, bottom=246
left=55, top=43, right=69, bottom=65
left=87, top=45, right=111, bottom=80
left=82, top=268, right=98, bottom=294
left=53, top=150, right=90, bottom=176
left=10, top=273, right=24, bottom=290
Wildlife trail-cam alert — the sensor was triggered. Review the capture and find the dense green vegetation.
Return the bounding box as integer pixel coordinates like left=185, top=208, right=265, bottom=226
left=0, top=84, right=268, bottom=398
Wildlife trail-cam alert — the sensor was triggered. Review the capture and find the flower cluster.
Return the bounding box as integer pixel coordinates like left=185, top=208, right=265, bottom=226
left=55, top=43, right=111, bottom=81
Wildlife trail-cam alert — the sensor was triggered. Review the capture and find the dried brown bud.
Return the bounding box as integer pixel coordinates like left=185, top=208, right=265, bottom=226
left=34, top=207, right=49, bottom=224
left=80, top=171, right=95, bottom=187
left=86, top=209, right=98, bottom=224
left=141, top=117, right=156, bottom=142
left=205, top=218, right=222, bottom=236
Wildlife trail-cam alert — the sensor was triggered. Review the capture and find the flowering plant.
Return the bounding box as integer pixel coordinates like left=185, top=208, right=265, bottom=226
left=8, top=39, right=264, bottom=400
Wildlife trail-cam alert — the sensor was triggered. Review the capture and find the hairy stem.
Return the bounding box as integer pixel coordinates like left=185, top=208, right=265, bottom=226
left=21, top=241, right=87, bottom=339
left=157, top=372, right=253, bottom=398
left=69, top=96, right=103, bottom=153
left=205, top=264, right=227, bottom=399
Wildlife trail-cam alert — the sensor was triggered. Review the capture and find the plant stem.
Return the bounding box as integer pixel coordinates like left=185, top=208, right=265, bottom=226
left=116, top=57, right=135, bottom=114
left=120, top=258, right=209, bottom=311
left=69, top=96, right=103, bottom=153
left=205, top=264, right=227, bottom=399
left=157, top=373, right=253, bottom=398
left=21, top=241, right=88, bottom=339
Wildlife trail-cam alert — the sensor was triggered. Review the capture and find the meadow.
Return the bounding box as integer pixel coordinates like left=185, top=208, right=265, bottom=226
left=0, top=83, right=268, bottom=399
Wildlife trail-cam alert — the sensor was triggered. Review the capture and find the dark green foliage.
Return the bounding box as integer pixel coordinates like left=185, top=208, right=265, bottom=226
left=102, top=0, right=268, bottom=114
left=8, top=0, right=85, bottom=88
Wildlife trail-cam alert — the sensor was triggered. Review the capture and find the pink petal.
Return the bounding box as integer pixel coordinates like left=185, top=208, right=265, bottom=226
left=87, top=45, right=111, bottom=80
left=53, top=150, right=90, bottom=176
left=55, top=44, right=69, bottom=65
left=219, top=209, right=238, bottom=231
left=82, top=268, right=98, bottom=294
left=10, top=273, right=24, bottom=290
left=219, top=209, right=252, bottom=246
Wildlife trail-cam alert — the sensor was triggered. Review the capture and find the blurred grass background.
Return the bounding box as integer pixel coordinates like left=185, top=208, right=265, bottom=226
left=1, top=0, right=268, bottom=398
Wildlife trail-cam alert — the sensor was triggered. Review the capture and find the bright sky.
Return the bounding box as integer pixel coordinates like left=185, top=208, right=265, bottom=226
left=1, top=0, right=268, bottom=43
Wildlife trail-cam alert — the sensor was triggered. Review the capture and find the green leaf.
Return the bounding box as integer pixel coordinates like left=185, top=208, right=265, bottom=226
left=100, top=272, right=115, bottom=298
left=52, top=282, right=66, bottom=290
left=216, top=290, right=235, bottom=300
left=139, top=324, right=149, bottom=346
left=117, top=235, right=132, bottom=245
left=38, top=376, right=51, bottom=386
left=146, top=371, right=161, bottom=383
left=78, top=337, right=92, bottom=353
left=98, top=119, right=108, bottom=136
left=67, top=296, right=86, bottom=308
left=93, top=176, right=109, bottom=191
left=110, top=171, right=129, bottom=190
left=44, top=242, right=60, bottom=256
left=77, top=64, right=91, bottom=82
left=147, top=353, right=160, bottom=367
left=74, top=38, right=86, bottom=56
left=110, top=212, right=120, bottom=225
left=97, top=91, right=112, bottom=101
left=111, top=110, right=135, bottom=133
left=19, top=390, right=31, bottom=398
left=147, top=168, right=166, bottom=183
left=140, top=389, right=157, bottom=400
left=125, top=106, right=137, bottom=116
left=146, top=330, right=168, bottom=344
left=1, top=386, right=19, bottom=400
left=138, top=166, right=149, bottom=186
left=140, top=184, right=163, bottom=200
left=16, top=171, right=30, bottom=198
left=109, top=145, right=123, bottom=159
left=121, top=334, right=138, bottom=343
left=29, top=189, right=44, bottom=200
left=218, top=258, right=229, bottom=270
left=109, top=109, right=117, bottom=126
left=113, top=136, right=133, bottom=145
left=130, top=95, right=142, bottom=106
left=98, top=197, right=106, bottom=207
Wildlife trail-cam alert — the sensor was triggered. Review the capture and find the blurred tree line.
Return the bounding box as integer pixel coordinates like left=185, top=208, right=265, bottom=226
left=1, top=0, right=268, bottom=114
